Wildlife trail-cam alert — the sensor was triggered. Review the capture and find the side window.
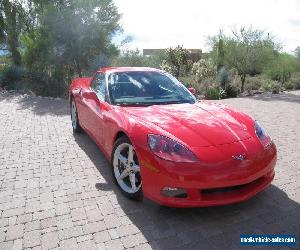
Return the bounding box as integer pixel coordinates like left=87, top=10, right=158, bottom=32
left=91, top=73, right=106, bottom=101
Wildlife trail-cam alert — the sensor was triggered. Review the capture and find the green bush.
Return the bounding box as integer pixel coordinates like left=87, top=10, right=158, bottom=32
left=0, top=56, right=11, bottom=65
left=245, top=76, right=263, bottom=91
left=0, top=65, right=24, bottom=89
left=205, top=86, right=225, bottom=100
left=267, top=53, right=297, bottom=84
left=283, top=73, right=300, bottom=90
left=178, top=75, right=199, bottom=91
left=0, top=65, right=68, bottom=97
left=23, top=71, right=68, bottom=98
left=225, top=84, right=239, bottom=98
left=260, top=80, right=281, bottom=94
left=283, top=81, right=295, bottom=90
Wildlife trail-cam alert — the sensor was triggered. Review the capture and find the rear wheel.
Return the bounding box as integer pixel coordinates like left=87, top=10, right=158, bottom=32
left=71, top=97, right=83, bottom=133
left=112, top=136, right=142, bottom=200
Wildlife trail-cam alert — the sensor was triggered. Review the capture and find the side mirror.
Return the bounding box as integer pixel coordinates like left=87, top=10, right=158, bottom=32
left=88, top=91, right=110, bottom=111
left=83, top=90, right=100, bottom=104
left=188, top=87, right=196, bottom=95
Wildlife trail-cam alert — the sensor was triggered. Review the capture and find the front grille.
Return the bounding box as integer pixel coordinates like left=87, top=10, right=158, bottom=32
left=200, top=175, right=267, bottom=200
left=202, top=183, right=248, bottom=195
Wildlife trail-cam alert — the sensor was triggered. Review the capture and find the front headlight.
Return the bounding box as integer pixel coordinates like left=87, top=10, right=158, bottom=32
left=255, top=121, right=272, bottom=148
left=148, top=134, right=198, bottom=162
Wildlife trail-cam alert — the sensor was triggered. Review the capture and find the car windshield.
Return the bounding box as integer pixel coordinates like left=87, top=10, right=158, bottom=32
left=107, top=71, right=196, bottom=106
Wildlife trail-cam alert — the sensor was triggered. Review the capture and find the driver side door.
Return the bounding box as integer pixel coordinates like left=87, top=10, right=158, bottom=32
left=82, top=72, right=106, bottom=144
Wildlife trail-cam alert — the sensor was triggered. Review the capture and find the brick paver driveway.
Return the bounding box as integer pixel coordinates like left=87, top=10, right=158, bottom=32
left=0, top=91, right=299, bottom=250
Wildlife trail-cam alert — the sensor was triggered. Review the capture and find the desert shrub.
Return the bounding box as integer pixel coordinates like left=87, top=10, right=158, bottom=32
left=160, top=46, right=192, bottom=78
left=217, top=67, right=230, bottom=88
left=260, top=79, right=281, bottom=94
left=219, top=87, right=227, bottom=99
left=225, top=84, right=239, bottom=98
left=196, top=77, right=217, bottom=94
left=205, top=86, right=225, bottom=100
left=245, top=76, right=263, bottom=91
left=283, top=73, right=300, bottom=90
left=191, top=59, right=216, bottom=84
left=0, top=65, right=24, bottom=89
left=205, top=87, right=219, bottom=99
left=283, top=81, right=295, bottom=90
left=179, top=75, right=199, bottom=90
left=0, top=65, right=68, bottom=97
left=204, top=84, right=238, bottom=99
left=19, top=72, right=66, bottom=97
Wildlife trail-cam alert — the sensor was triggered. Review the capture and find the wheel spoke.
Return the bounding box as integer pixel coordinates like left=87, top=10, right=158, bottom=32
left=131, top=163, right=140, bottom=173
left=71, top=101, right=77, bottom=128
left=118, top=169, right=128, bottom=180
left=128, top=145, right=134, bottom=163
left=118, top=153, right=128, bottom=166
left=129, top=173, right=136, bottom=191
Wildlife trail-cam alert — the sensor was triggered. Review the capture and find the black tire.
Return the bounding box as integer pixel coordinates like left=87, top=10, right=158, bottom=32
left=71, top=97, right=83, bottom=133
left=111, top=136, right=143, bottom=201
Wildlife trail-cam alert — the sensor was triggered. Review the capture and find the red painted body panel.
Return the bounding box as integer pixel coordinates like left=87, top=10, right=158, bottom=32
left=70, top=77, right=92, bottom=91
left=69, top=67, right=276, bottom=207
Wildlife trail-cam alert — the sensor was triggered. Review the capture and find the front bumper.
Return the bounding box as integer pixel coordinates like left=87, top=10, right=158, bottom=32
left=138, top=139, right=277, bottom=208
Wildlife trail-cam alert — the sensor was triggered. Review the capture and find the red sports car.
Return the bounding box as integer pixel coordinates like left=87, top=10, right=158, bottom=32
left=69, top=67, right=276, bottom=207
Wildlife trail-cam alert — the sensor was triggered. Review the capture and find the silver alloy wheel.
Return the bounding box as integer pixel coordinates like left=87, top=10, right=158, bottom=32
left=71, top=99, right=77, bottom=129
left=113, top=142, right=141, bottom=194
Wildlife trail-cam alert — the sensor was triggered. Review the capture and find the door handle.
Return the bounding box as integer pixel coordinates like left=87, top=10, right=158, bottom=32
left=95, top=106, right=100, bottom=113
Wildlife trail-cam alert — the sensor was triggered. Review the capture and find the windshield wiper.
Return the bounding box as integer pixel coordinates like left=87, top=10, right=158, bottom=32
left=151, top=100, right=193, bottom=105
left=115, top=102, right=154, bottom=107
left=115, top=100, right=195, bottom=106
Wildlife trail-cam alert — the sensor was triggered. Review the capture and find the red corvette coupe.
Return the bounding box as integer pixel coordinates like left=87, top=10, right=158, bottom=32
left=69, top=67, right=276, bottom=207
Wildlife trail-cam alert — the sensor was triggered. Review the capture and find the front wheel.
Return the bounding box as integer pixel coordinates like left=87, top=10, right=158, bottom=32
left=71, top=97, right=83, bottom=133
left=112, top=136, right=143, bottom=200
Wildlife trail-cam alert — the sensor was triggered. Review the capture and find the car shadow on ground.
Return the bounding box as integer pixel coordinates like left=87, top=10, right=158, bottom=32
left=74, top=132, right=300, bottom=250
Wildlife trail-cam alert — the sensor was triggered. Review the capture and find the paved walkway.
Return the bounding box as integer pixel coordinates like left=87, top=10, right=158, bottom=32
left=0, top=91, right=299, bottom=250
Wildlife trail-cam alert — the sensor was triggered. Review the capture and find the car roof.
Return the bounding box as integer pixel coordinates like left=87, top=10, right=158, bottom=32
left=97, top=67, right=164, bottom=74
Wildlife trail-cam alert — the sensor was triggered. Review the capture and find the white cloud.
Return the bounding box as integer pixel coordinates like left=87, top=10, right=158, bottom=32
left=114, top=0, right=300, bottom=52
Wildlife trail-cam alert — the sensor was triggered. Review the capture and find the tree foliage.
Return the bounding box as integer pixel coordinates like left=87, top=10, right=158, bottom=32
left=0, top=0, right=29, bottom=65
left=209, top=27, right=278, bottom=92
left=23, top=0, right=121, bottom=77
left=0, top=0, right=121, bottom=96
left=111, top=49, right=165, bottom=68
left=294, top=46, right=300, bottom=58
left=111, top=49, right=147, bottom=67
left=267, top=53, right=298, bottom=84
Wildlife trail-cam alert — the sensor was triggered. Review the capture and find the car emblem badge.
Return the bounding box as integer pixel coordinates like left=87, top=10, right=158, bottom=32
left=232, top=154, right=246, bottom=161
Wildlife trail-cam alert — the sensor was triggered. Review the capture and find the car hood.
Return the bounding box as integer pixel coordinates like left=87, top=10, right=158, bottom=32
left=121, top=102, right=254, bottom=147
